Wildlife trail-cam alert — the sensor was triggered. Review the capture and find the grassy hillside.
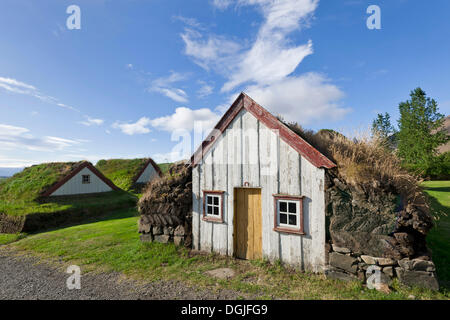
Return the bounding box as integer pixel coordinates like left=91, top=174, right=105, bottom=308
left=422, top=180, right=450, bottom=290
left=158, top=163, right=172, bottom=175
left=0, top=162, right=137, bottom=218
left=5, top=207, right=447, bottom=299
left=96, top=159, right=150, bottom=191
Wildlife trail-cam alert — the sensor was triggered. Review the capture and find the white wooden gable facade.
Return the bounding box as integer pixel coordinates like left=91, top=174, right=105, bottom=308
left=191, top=93, right=336, bottom=272
left=42, top=162, right=119, bottom=197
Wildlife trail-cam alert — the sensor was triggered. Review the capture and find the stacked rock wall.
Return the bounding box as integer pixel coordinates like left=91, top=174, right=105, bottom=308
left=324, top=170, right=439, bottom=290
left=138, top=161, right=192, bottom=247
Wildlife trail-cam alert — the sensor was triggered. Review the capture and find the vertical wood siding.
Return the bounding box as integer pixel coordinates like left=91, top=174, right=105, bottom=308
left=192, top=109, right=326, bottom=272
left=136, top=163, right=159, bottom=184
left=51, top=167, right=113, bottom=196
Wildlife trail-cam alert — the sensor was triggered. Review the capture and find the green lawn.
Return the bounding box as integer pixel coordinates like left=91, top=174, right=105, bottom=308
left=4, top=207, right=448, bottom=300
left=422, top=180, right=450, bottom=291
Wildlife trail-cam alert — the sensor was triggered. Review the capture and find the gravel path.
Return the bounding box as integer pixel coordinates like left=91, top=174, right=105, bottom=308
left=0, top=250, right=244, bottom=300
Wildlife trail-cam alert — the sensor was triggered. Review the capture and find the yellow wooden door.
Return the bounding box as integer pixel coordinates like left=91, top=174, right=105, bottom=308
left=234, top=188, right=262, bottom=260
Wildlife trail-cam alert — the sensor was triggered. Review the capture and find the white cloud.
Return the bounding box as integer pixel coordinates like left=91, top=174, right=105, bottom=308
left=221, top=0, right=318, bottom=91
left=149, top=72, right=189, bottom=103
left=79, top=116, right=104, bottom=126
left=149, top=107, right=221, bottom=133
left=181, top=28, right=241, bottom=71
left=181, top=0, right=350, bottom=125
left=0, top=76, right=79, bottom=112
left=212, top=0, right=234, bottom=10
left=197, top=81, right=214, bottom=98
left=245, top=73, right=350, bottom=124
left=0, top=124, right=83, bottom=152
left=112, top=117, right=152, bottom=135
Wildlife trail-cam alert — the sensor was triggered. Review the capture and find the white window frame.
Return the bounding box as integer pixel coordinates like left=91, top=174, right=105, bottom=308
left=82, top=174, right=91, bottom=184
left=276, top=199, right=300, bottom=229
left=205, top=194, right=221, bottom=218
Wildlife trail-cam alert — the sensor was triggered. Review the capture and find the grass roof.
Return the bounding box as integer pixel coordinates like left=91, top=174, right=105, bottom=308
left=95, top=158, right=148, bottom=191
left=0, top=161, right=136, bottom=218
left=0, top=162, right=86, bottom=203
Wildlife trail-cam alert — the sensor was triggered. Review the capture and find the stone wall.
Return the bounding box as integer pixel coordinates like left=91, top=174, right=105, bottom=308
left=138, top=161, right=192, bottom=248
left=140, top=224, right=188, bottom=246
left=324, top=169, right=439, bottom=291
left=325, top=242, right=439, bottom=291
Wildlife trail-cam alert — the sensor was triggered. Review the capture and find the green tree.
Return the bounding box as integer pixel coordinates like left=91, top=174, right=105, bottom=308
left=397, top=88, right=449, bottom=175
left=372, top=112, right=395, bottom=139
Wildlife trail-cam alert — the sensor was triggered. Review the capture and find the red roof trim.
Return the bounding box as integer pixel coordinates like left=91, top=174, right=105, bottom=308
left=41, top=161, right=120, bottom=197
left=132, top=158, right=163, bottom=184
left=190, top=92, right=336, bottom=169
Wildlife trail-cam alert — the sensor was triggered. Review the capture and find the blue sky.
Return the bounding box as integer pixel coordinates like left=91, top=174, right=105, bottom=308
left=0, top=0, right=449, bottom=171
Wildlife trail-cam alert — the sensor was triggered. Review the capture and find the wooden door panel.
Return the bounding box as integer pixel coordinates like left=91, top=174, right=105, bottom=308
left=234, top=188, right=262, bottom=260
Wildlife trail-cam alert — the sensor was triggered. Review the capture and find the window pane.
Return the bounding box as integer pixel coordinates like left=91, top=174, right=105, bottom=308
left=289, top=215, right=297, bottom=226
left=213, top=206, right=219, bottom=216
left=280, top=213, right=287, bottom=224
left=207, top=205, right=212, bottom=214
left=214, top=196, right=219, bottom=205
left=207, top=196, right=212, bottom=205
left=279, top=201, right=287, bottom=212
left=288, top=202, right=296, bottom=213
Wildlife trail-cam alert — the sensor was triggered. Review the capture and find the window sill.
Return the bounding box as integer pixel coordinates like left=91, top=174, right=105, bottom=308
left=273, top=227, right=305, bottom=235
left=203, top=216, right=224, bottom=223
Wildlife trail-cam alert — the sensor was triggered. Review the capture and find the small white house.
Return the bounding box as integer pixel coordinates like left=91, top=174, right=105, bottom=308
left=134, top=159, right=163, bottom=184
left=191, top=93, right=336, bottom=272
left=42, top=161, right=120, bottom=197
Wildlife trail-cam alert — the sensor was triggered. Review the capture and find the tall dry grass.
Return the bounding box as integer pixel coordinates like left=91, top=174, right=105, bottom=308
left=283, top=121, right=426, bottom=207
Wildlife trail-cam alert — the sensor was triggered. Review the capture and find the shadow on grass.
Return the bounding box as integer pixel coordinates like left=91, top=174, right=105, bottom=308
left=424, top=186, right=450, bottom=193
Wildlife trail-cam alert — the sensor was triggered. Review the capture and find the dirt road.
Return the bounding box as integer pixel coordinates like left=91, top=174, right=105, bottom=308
left=0, top=250, right=243, bottom=300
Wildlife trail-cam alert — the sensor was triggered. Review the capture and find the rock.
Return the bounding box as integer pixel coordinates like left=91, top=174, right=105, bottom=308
left=396, top=268, right=439, bottom=291
left=174, top=225, right=185, bottom=236
left=325, top=269, right=359, bottom=282
left=398, top=258, right=413, bottom=270
left=408, top=295, right=416, bottom=300
left=375, top=283, right=391, bottom=294
left=382, top=266, right=394, bottom=277
left=332, top=245, right=351, bottom=254
left=412, top=259, right=435, bottom=272
left=140, top=234, right=153, bottom=242
left=163, top=227, right=174, bottom=235
left=361, top=255, right=376, bottom=265
left=173, top=236, right=184, bottom=246
left=375, top=257, right=395, bottom=266
left=329, top=252, right=358, bottom=274
left=154, top=235, right=170, bottom=244
left=357, top=271, right=366, bottom=282
left=152, top=226, right=163, bottom=235
left=358, top=262, right=368, bottom=271
left=205, top=268, right=236, bottom=280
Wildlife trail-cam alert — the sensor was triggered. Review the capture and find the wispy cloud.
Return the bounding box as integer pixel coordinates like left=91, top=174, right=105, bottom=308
left=181, top=0, right=350, bottom=125
left=197, top=81, right=214, bottom=98
left=149, top=107, right=221, bottom=133
left=0, top=123, right=84, bottom=152
left=112, top=117, right=152, bottom=135
left=79, top=116, right=104, bottom=126
left=0, top=76, right=79, bottom=112
left=148, top=72, right=189, bottom=103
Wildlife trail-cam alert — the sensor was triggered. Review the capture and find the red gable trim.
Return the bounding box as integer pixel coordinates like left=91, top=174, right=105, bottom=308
left=132, top=158, right=163, bottom=184
left=190, top=92, right=336, bottom=169
left=41, top=161, right=120, bottom=197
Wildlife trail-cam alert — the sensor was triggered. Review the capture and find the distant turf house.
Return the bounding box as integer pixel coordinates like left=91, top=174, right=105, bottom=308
left=191, top=93, right=336, bottom=272
left=96, top=158, right=163, bottom=191
left=41, top=161, right=119, bottom=197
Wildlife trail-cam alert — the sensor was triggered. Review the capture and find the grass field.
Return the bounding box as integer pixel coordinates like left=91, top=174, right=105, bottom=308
left=422, top=180, right=450, bottom=290
left=4, top=205, right=448, bottom=300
